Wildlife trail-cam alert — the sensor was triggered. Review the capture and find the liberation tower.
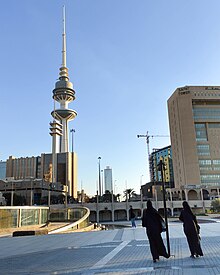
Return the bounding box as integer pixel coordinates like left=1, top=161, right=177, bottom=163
left=51, top=7, right=77, bottom=153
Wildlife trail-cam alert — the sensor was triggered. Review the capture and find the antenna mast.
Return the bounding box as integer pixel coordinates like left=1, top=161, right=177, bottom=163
left=62, top=5, right=66, bottom=68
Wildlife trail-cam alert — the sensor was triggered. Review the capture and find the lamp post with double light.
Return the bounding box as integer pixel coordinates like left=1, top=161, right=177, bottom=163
left=70, top=128, right=75, bottom=206
left=158, top=159, right=170, bottom=257
left=101, top=169, right=104, bottom=195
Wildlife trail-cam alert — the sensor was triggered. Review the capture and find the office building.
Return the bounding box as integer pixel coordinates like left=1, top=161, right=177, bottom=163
left=5, top=152, right=77, bottom=199
left=168, top=86, right=220, bottom=193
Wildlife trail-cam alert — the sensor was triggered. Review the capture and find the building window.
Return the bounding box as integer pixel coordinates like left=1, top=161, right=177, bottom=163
left=197, top=144, right=210, bottom=156
left=200, top=174, right=220, bottom=185
left=199, top=159, right=211, bottom=165
left=200, top=167, right=212, bottom=171
left=193, top=107, right=220, bottom=120
left=208, top=123, right=220, bottom=128
left=195, top=123, right=207, bottom=141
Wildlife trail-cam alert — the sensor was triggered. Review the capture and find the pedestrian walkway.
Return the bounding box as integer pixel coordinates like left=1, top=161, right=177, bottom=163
left=0, top=220, right=219, bottom=275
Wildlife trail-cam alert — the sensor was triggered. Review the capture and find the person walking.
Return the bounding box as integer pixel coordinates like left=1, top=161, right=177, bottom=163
left=142, top=200, right=169, bottom=262
left=129, top=205, right=136, bottom=228
left=179, top=201, right=203, bottom=258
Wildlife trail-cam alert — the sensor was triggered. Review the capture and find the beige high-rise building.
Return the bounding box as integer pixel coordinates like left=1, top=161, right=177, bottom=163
left=168, top=86, right=220, bottom=189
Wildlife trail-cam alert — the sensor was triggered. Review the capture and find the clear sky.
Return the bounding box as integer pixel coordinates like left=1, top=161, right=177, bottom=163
left=1, top=0, right=220, bottom=196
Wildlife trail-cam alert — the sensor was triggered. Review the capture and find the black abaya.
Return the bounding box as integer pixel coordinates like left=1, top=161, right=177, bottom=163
left=179, top=209, right=203, bottom=257
left=142, top=206, right=169, bottom=261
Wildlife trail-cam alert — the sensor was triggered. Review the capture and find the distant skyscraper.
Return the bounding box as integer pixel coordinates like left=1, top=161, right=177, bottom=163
left=104, top=166, right=113, bottom=192
left=0, top=161, right=6, bottom=180
left=168, top=86, right=220, bottom=189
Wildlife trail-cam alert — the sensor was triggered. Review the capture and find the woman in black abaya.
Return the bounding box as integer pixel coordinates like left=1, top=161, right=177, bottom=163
left=142, top=200, right=169, bottom=262
left=179, top=201, right=203, bottom=258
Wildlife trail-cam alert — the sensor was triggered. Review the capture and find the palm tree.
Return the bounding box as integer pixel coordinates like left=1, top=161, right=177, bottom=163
left=116, top=193, right=121, bottom=202
left=123, top=188, right=136, bottom=201
left=102, top=190, right=112, bottom=202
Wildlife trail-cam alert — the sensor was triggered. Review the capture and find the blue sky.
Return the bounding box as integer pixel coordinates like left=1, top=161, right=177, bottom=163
left=1, top=1, right=220, bottom=196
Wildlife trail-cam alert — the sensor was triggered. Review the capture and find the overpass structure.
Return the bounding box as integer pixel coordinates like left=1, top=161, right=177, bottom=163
left=52, top=199, right=212, bottom=223
left=84, top=200, right=211, bottom=222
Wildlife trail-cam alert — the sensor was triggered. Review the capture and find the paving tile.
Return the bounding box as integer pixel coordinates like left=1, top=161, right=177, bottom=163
left=0, top=221, right=219, bottom=274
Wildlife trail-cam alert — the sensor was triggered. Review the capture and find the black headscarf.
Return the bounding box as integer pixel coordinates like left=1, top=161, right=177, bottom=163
left=182, top=201, right=194, bottom=216
left=147, top=200, right=153, bottom=210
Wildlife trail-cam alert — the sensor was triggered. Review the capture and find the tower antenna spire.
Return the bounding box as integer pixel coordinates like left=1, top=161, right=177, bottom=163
left=62, top=5, right=66, bottom=68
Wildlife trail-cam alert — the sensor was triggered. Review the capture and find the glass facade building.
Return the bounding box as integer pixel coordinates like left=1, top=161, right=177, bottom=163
left=149, top=146, right=174, bottom=188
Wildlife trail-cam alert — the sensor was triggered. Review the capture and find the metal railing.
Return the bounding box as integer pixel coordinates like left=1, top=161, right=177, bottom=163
left=48, top=207, right=90, bottom=234
left=0, top=206, right=90, bottom=234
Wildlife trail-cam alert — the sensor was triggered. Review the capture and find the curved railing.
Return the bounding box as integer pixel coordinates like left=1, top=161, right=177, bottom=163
left=0, top=206, right=91, bottom=235
left=48, top=206, right=91, bottom=234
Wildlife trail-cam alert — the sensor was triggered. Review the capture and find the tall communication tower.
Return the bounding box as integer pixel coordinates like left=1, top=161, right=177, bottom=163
left=51, top=6, right=77, bottom=153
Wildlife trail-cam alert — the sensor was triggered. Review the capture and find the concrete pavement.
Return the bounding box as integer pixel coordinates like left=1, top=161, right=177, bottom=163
left=0, top=219, right=220, bottom=275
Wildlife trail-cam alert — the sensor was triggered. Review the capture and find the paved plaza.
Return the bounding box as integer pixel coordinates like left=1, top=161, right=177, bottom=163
left=0, top=218, right=220, bottom=275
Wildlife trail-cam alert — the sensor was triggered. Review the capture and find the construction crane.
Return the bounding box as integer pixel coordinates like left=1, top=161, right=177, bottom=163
left=137, top=131, right=169, bottom=181
left=137, top=131, right=169, bottom=157
left=137, top=132, right=171, bottom=256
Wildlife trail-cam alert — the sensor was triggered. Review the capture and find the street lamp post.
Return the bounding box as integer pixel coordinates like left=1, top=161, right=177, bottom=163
left=101, top=169, right=104, bottom=195
left=48, top=190, right=51, bottom=207
left=140, top=175, right=144, bottom=213
left=158, top=159, right=171, bottom=257
left=98, top=157, right=101, bottom=198
left=30, top=179, right=33, bottom=206
left=69, top=129, right=75, bottom=207
left=29, top=177, right=35, bottom=206
left=140, top=174, right=144, bottom=199
left=70, top=129, right=75, bottom=152
left=11, top=181, right=14, bottom=206
left=140, top=174, right=144, bottom=186
left=68, top=129, right=76, bottom=208
left=114, top=180, right=117, bottom=195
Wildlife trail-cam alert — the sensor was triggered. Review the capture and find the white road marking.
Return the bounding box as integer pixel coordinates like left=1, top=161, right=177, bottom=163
left=90, top=241, right=130, bottom=270
left=81, top=245, right=117, bottom=249
left=82, top=267, right=154, bottom=274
